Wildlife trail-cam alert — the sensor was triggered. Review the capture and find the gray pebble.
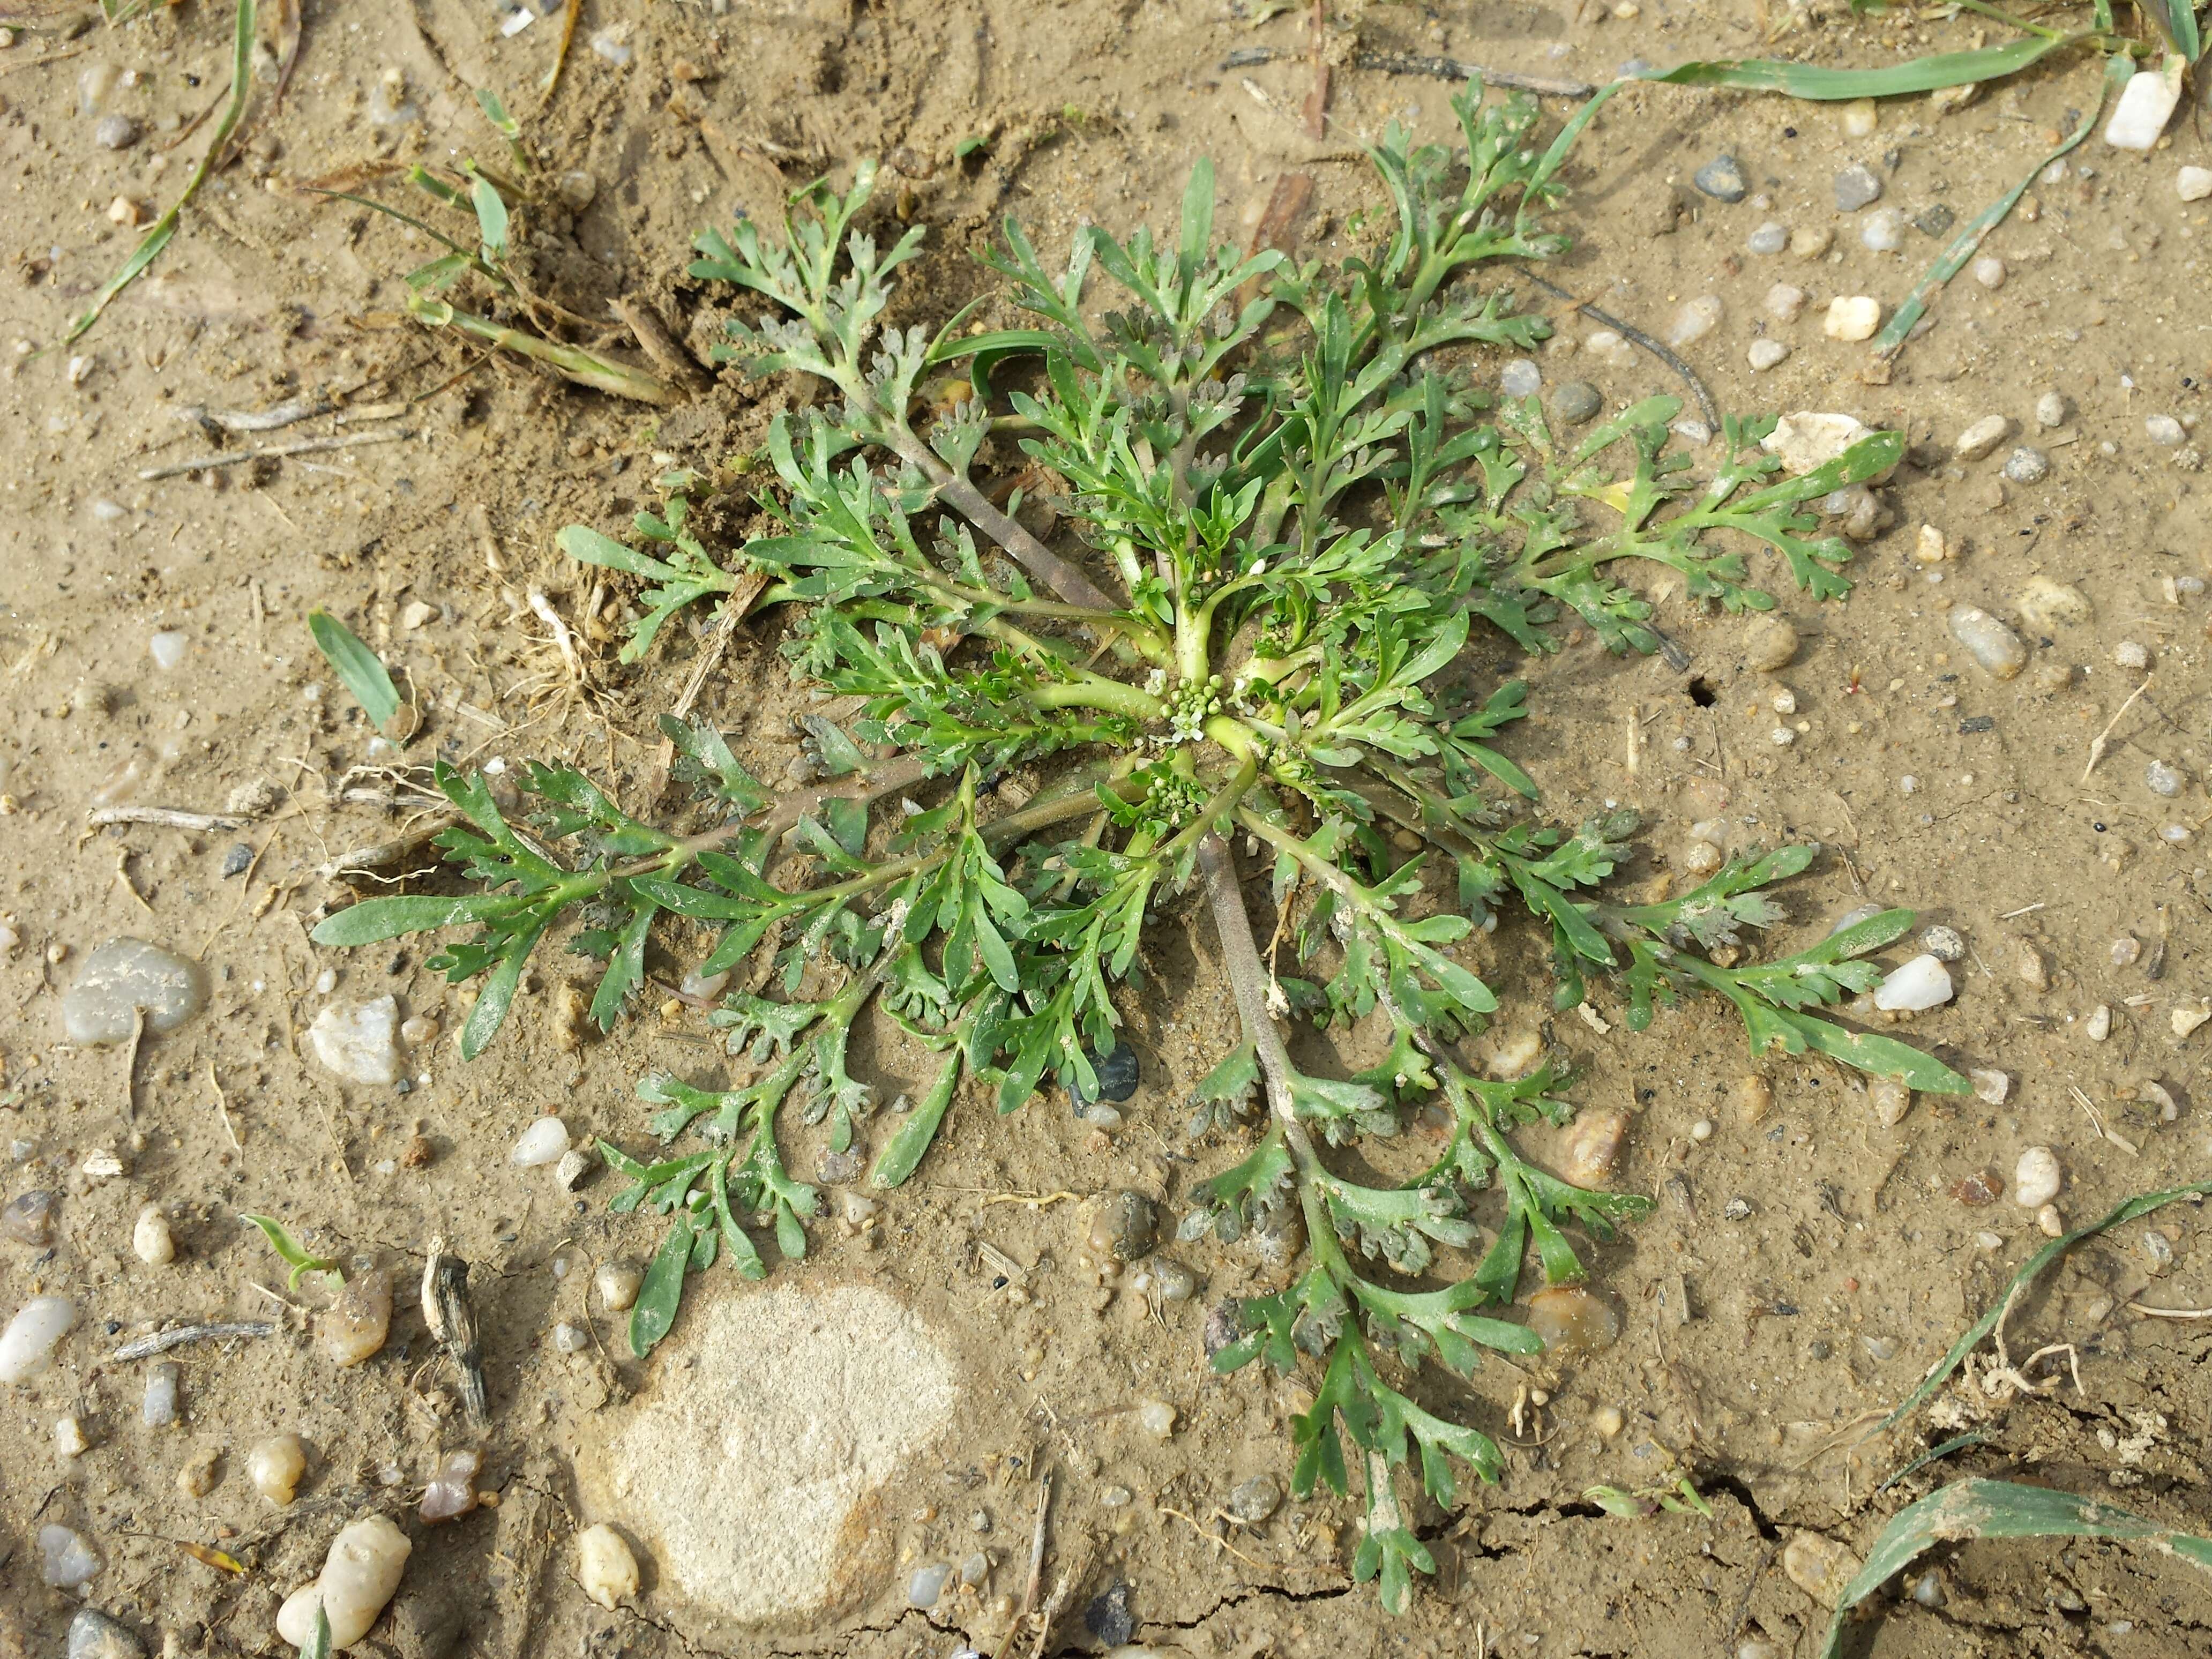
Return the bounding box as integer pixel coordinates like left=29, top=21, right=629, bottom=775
left=62, top=938, right=210, bottom=1047
left=68, top=1609, right=146, bottom=1659
left=92, top=114, right=140, bottom=152
left=143, top=1361, right=180, bottom=1428
left=1863, top=1334, right=1898, bottom=1362
left=1912, top=1572, right=1947, bottom=1609
left=1921, top=926, right=1967, bottom=962
left=1948, top=607, right=2029, bottom=679
left=1088, top=1190, right=1157, bottom=1262
left=1550, top=381, right=1602, bottom=425
left=2147, top=760, right=2184, bottom=798
left=2143, top=1229, right=2174, bottom=1270
left=2, top=1189, right=57, bottom=1246
left=1746, top=220, right=1787, bottom=255
left=2002, top=447, right=2050, bottom=484
left=1913, top=204, right=1955, bottom=237
left=1693, top=154, right=1748, bottom=203
left=2035, top=392, right=2070, bottom=429
left=220, top=843, right=252, bottom=878
left=908, top=1563, right=952, bottom=1609
left=1500, top=357, right=1542, bottom=399
left=1834, top=164, right=1884, bottom=211
left=959, top=1551, right=990, bottom=1588
left=1226, top=1475, right=1282, bottom=1525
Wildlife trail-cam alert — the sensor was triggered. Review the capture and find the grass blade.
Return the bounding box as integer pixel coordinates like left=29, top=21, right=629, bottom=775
left=1882, top=1177, right=2212, bottom=1431
left=2144, top=0, right=2202, bottom=58
left=1637, top=33, right=2085, bottom=100
left=1821, top=1478, right=2212, bottom=1658
left=1873, top=54, right=2126, bottom=358
left=240, top=1213, right=342, bottom=1290
left=298, top=1603, right=331, bottom=1659
left=307, top=610, right=402, bottom=728
left=61, top=0, right=257, bottom=346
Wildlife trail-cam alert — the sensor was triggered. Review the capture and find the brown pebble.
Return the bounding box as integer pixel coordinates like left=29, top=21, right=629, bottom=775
left=1951, top=1169, right=2004, bottom=1207
left=2015, top=940, right=2050, bottom=991
left=324, top=1266, right=394, bottom=1366
left=2, top=1190, right=57, bottom=1246
left=1526, top=1286, right=1620, bottom=1356
left=1782, top=1531, right=1863, bottom=1606
left=1558, top=1107, right=1630, bottom=1187
left=400, top=1134, right=434, bottom=1170
left=1733, top=1074, right=1775, bottom=1125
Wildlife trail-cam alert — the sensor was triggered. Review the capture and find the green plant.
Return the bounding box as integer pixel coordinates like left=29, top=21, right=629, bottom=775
left=312, top=86, right=1968, bottom=1609
left=240, top=1213, right=342, bottom=1290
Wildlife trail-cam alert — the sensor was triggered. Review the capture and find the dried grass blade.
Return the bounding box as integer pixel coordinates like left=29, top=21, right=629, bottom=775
left=1637, top=32, right=2086, bottom=100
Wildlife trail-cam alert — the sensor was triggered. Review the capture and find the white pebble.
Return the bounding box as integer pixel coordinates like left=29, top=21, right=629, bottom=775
left=132, top=1201, right=173, bottom=1266
left=2013, top=1146, right=2062, bottom=1209
left=2037, top=1203, right=2065, bottom=1238
left=1747, top=339, right=1789, bottom=371
left=308, top=996, right=402, bottom=1086
left=1841, top=98, right=1877, bottom=138
left=678, top=966, right=729, bottom=1000
left=1970, top=1068, right=2011, bottom=1105
left=1948, top=606, right=2028, bottom=679
left=0, top=1294, right=76, bottom=1383
left=2085, top=1004, right=2112, bottom=1041
left=143, top=1361, right=178, bottom=1426
left=1824, top=296, right=1881, bottom=341
left=1954, top=414, right=2012, bottom=461
left=1914, top=524, right=1949, bottom=564
left=39, top=1524, right=101, bottom=1588
left=595, top=1260, right=643, bottom=1312
left=2181, top=166, right=2212, bottom=203
left=2114, top=640, right=2150, bottom=669
left=1771, top=688, right=1798, bottom=715
left=1500, top=357, right=1542, bottom=398
left=1970, top=256, right=2006, bottom=289
left=1690, top=1118, right=1715, bottom=1142
left=148, top=631, right=188, bottom=670
left=313, top=967, right=338, bottom=996
left=275, top=1515, right=413, bottom=1650
left=1746, top=221, right=1788, bottom=256
left=555, top=1147, right=592, bottom=1190
left=576, top=1524, right=640, bottom=1610
left=248, top=1434, right=308, bottom=1506
left=1770, top=726, right=1796, bottom=747
left=55, top=1415, right=88, bottom=1458
left=1137, top=1398, right=1178, bottom=1439
left=2146, top=760, right=2183, bottom=797
left=1583, top=328, right=1636, bottom=368
left=2147, top=415, right=2186, bottom=447
left=2104, top=66, right=2181, bottom=152
left=1763, top=283, right=1806, bottom=322
left=2035, top=392, right=2070, bottom=428
left=511, top=1117, right=571, bottom=1167
left=1874, top=954, right=1954, bottom=1012
left=1667, top=295, right=1723, bottom=348
left=552, top=1322, right=589, bottom=1354
left=1859, top=207, right=1905, bottom=252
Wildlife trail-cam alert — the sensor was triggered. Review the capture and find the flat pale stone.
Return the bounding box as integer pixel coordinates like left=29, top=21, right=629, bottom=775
left=62, top=938, right=208, bottom=1046
left=2105, top=65, right=2181, bottom=151
left=308, top=996, right=401, bottom=1086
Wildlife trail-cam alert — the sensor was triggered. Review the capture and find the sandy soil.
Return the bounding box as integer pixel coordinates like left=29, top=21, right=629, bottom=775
left=4, top=1, right=2212, bottom=1656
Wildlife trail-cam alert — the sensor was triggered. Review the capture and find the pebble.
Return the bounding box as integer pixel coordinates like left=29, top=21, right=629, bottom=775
left=1667, top=296, right=1723, bottom=348
left=1227, top=1476, right=1281, bottom=1524
left=420, top=1449, right=482, bottom=1523
left=2016, top=574, right=2093, bottom=628
left=308, top=996, right=402, bottom=1086
left=2147, top=415, right=2186, bottom=447
left=1874, top=954, right=1953, bottom=1012
left=1582, top=328, right=1636, bottom=368
left=1500, top=358, right=1542, bottom=398
left=1551, top=381, right=1602, bottom=425
left=908, top=1562, right=952, bottom=1610
left=1834, top=164, right=1884, bottom=211
left=1526, top=1286, right=1619, bottom=1356
left=1746, top=220, right=1788, bottom=256
left=66, top=1610, right=144, bottom=1659
left=1824, top=296, right=1881, bottom=341
left=1789, top=225, right=1833, bottom=259
left=1954, top=415, right=2012, bottom=461
left=1592, top=1404, right=1626, bottom=1438
left=2174, top=1003, right=2210, bottom=1038
left=1747, top=339, right=1789, bottom=371
left=2014, top=1147, right=2062, bottom=1208
left=555, top=169, right=599, bottom=212
left=511, top=1117, right=571, bottom=1167
left=1859, top=207, right=1905, bottom=252
left=596, top=1260, right=643, bottom=1313
left=1743, top=614, right=1799, bottom=671
left=62, top=938, right=209, bottom=1047
left=1693, top=154, right=1748, bottom=202
left=220, top=843, right=252, bottom=878
left=1912, top=1572, right=1947, bottom=1610
left=143, top=1361, right=180, bottom=1427
left=1841, top=99, right=1877, bottom=138
left=1763, top=282, right=1807, bottom=322
left=56, top=1415, right=89, bottom=1458
left=1970, top=1068, right=2011, bottom=1105
left=0, top=1294, right=74, bottom=1382
left=324, top=1267, right=393, bottom=1367
left=1948, top=607, right=2028, bottom=679
left=248, top=1434, right=308, bottom=1505
left=2104, top=67, right=2180, bottom=151
left=1559, top=1107, right=1630, bottom=1187
left=2180, top=166, right=2212, bottom=203
left=1970, top=256, right=2006, bottom=289
left=1922, top=926, right=1966, bottom=962
left=40, top=1525, right=102, bottom=1588
left=176, top=1445, right=219, bottom=1498
left=148, top=632, right=188, bottom=674
left=2146, top=760, right=2184, bottom=797
left=1075, top=1041, right=1140, bottom=1107
left=1870, top=1079, right=1911, bottom=1127
left=2111, top=936, right=2142, bottom=967
left=2142, top=1230, right=2176, bottom=1271
left=1782, top=1532, right=1862, bottom=1606
left=1089, top=1190, right=1158, bottom=1262
left=551, top=1322, right=589, bottom=1355
left=3, top=1190, right=57, bottom=1246
left=1137, top=1398, right=1178, bottom=1439
left=1914, top=204, right=1956, bottom=238
left=1150, top=1259, right=1197, bottom=1303
left=276, top=1514, right=414, bottom=1649
left=2002, top=446, right=2049, bottom=484
left=2115, top=640, right=2150, bottom=670
left=1690, top=1118, right=1715, bottom=1142
left=555, top=1147, right=593, bottom=1191
left=132, top=1202, right=173, bottom=1266
left=1100, top=1484, right=1133, bottom=1507
left=2035, top=392, right=2070, bottom=429
left=92, top=113, right=139, bottom=150
left=2038, top=1204, right=2065, bottom=1238
left=2015, top=940, right=2050, bottom=991
left=1682, top=840, right=1724, bottom=876
left=1953, top=1168, right=2004, bottom=1206
left=1734, top=1074, right=1775, bottom=1125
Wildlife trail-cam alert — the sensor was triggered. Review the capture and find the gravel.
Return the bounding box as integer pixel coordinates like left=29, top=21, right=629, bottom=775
left=92, top=114, right=140, bottom=151
left=1693, top=154, right=1748, bottom=202
left=1948, top=607, right=2028, bottom=678
left=1550, top=380, right=1602, bottom=424
left=1500, top=357, right=1542, bottom=398
left=2002, top=446, right=2050, bottom=484
left=1824, top=296, right=1880, bottom=341
left=1834, top=163, right=1883, bottom=210
left=1746, top=220, right=1787, bottom=255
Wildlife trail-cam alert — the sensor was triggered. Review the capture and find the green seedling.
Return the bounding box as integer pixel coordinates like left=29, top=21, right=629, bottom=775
left=307, top=610, right=401, bottom=731
left=1585, top=1476, right=1713, bottom=1520
left=241, top=1213, right=342, bottom=1290
left=312, top=85, right=1969, bottom=1609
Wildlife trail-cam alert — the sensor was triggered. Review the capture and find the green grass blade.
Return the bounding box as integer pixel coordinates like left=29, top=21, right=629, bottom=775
left=307, top=610, right=402, bottom=728
left=2144, top=0, right=2201, bottom=57
left=1821, top=1478, right=2212, bottom=1658
left=61, top=0, right=257, bottom=346
left=1882, top=1178, right=2212, bottom=1431
left=1874, top=54, right=2126, bottom=357
left=240, top=1213, right=342, bottom=1290
left=1638, top=33, right=2085, bottom=100
left=298, top=1603, right=331, bottom=1659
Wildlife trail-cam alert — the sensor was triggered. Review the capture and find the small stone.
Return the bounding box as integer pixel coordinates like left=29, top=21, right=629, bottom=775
left=2015, top=941, right=2050, bottom=991
left=1947, top=606, right=2029, bottom=678
left=248, top=1434, right=307, bottom=1506
left=1870, top=1078, right=1911, bottom=1127
left=555, top=169, right=598, bottom=212
left=1860, top=207, right=1905, bottom=252
left=554, top=1148, right=592, bottom=1191
left=3, top=1190, right=57, bottom=1246
left=2002, top=446, right=2049, bottom=484
left=324, top=1267, right=393, bottom=1367
left=2016, top=574, right=2093, bottom=628
left=2114, top=640, right=2150, bottom=670
left=1734, top=1074, right=1775, bottom=1125
left=93, top=113, right=139, bottom=150
left=2037, top=1204, right=2065, bottom=1238
left=420, top=1449, right=482, bottom=1523
left=1225, top=1475, right=1281, bottom=1525
left=67, top=1610, right=144, bottom=1659
left=1913, top=204, right=1956, bottom=238
left=132, top=1202, right=173, bottom=1266
left=308, top=996, right=402, bottom=1086
left=149, top=631, right=188, bottom=672
left=1100, top=1484, right=1133, bottom=1508
left=1874, top=954, right=1953, bottom=1012
left=1743, top=614, right=1799, bottom=672
left=575, top=1524, right=639, bottom=1611
left=1667, top=295, right=1723, bottom=348
left=2104, top=67, right=2181, bottom=151
left=1970, top=255, right=2006, bottom=289
left=143, top=1361, right=179, bottom=1427
left=40, top=1526, right=101, bottom=1588
left=2178, top=166, right=2212, bottom=203
left=1824, top=296, right=1881, bottom=341
left=1151, top=1259, right=1197, bottom=1303
left=1789, top=225, right=1833, bottom=259
left=1137, top=1398, right=1178, bottom=1439
left=0, top=1294, right=74, bottom=1382
left=1086, top=1582, right=1137, bottom=1647
left=908, top=1561, right=952, bottom=1610
left=595, top=1260, right=643, bottom=1312
left=62, top=938, right=209, bottom=1047
left=511, top=1116, right=571, bottom=1168
left=1970, top=1068, right=2011, bottom=1105
left=1834, top=164, right=1883, bottom=211
left=1075, top=1041, right=1140, bottom=1107
left=1782, top=1532, right=1861, bottom=1606
left=55, top=1415, right=89, bottom=1458
left=278, top=1515, right=415, bottom=1650
left=1922, top=926, right=1966, bottom=962
left=1089, top=1190, right=1158, bottom=1262
left=551, top=1322, right=588, bottom=1355
left=1954, top=415, right=2013, bottom=461
left=1682, top=839, right=1723, bottom=876
left=176, top=1445, right=219, bottom=1498
left=2143, top=1229, right=2176, bottom=1271
left=1952, top=1168, right=2004, bottom=1206
left=2172, top=1003, right=2210, bottom=1038
left=2111, top=936, right=2142, bottom=967
left=2014, top=1147, right=2062, bottom=1208
left=1499, top=357, right=1542, bottom=398
left=1526, top=1286, right=1619, bottom=1356
left=1746, top=220, right=1788, bottom=255
left=1559, top=1107, right=1630, bottom=1186
left=1841, top=99, right=1877, bottom=138
left=1764, top=282, right=1807, bottom=322
left=1583, top=328, right=1636, bottom=368
left=2035, top=392, right=2070, bottom=429
left=1693, top=154, right=1748, bottom=202
left=220, top=843, right=252, bottom=878
left=2147, top=760, right=2184, bottom=798
left=1747, top=339, right=1789, bottom=371
left=2147, top=414, right=2186, bottom=448
left=1550, top=381, right=1602, bottom=425
left=1485, top=1027, right=1544, bottom=1079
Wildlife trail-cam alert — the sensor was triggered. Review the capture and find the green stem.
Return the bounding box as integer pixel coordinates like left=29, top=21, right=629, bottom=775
left=412, top=301, right=674, bottom=405
left=1030, top=677, right=1167, bottom=721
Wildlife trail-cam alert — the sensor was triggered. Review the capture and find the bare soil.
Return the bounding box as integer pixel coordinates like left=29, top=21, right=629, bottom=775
left=4, top=2, right=2212, bottom=1657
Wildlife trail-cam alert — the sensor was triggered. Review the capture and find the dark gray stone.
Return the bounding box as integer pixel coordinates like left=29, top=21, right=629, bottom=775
left=1692, top=154, right=1747, bottom=203
left=1550, top=381, right=1603, bottom=425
